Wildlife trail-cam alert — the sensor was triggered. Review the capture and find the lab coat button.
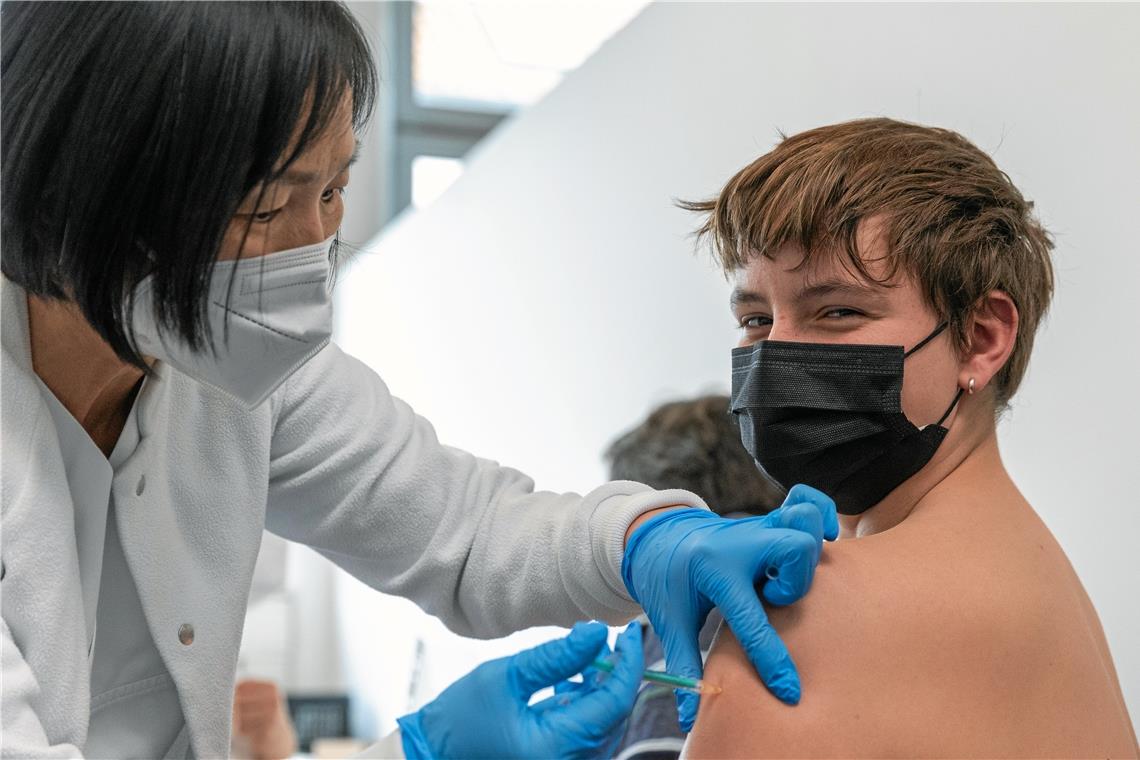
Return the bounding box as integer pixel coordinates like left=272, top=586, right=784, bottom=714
left=136, top=475, right=146, bottom=496
left=178, top=623, right=194, bottom=646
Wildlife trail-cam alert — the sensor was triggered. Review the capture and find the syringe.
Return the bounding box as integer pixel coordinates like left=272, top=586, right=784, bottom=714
left=590, top=658, right=723, bottom=695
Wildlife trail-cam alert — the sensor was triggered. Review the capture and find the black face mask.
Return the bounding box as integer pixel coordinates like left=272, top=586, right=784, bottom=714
left=729, top=323, right=962, bottom=516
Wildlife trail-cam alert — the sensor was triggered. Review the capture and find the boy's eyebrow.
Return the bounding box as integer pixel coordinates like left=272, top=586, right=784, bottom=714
left=794, top=277, right=886, bottom=301
left=280, top=139, right=361, bottom=185
left=731, top=278, right=887, bottom=308
left=730, top=288, right=768, bottom=308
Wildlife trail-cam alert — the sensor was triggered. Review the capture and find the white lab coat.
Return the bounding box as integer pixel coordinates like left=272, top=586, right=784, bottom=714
left=0, top=277, right=704, bottom=758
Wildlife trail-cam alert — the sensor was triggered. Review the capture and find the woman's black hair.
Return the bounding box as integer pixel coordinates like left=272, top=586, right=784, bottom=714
left=1, top=1, right=376, bottom=366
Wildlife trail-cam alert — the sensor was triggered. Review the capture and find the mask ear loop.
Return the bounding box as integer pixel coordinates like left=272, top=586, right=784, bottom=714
left=936, top=387, right=965, bottom=427
left=905, top=321, right=960, bottom=429
left=903, top=321, right=949, bottom=358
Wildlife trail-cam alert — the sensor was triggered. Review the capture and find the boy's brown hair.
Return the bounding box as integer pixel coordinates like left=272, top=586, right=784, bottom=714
left=682, top=118, right=1054, bottom=408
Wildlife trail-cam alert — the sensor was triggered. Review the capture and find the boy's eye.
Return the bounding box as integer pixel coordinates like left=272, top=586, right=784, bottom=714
left=822, top=308, right=861, bottom=319
left=739, top=315, right=773, bottom=329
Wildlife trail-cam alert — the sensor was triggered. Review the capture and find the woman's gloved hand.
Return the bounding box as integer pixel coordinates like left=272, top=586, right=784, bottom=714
left=621, top=484, right=839, bottom=731
left=397, top=621, right=643, bottom=759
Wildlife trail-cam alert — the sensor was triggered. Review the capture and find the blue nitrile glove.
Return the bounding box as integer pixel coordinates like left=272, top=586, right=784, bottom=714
left=621, top=484, right=839, bottom=731
left=397, top=621, right=644, bottom=759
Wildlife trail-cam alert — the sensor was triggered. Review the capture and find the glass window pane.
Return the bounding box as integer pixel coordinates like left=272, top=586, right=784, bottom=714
left=413, top=1, right=649, bottom=111
left=411, top=155, right=465, bottom=210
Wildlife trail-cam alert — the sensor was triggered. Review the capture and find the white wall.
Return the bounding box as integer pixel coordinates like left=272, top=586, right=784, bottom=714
left=334, top=2, right=1140, bottom=733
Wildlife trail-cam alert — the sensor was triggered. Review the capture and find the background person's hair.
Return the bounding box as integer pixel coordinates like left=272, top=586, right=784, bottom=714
left=605, top=395, right=785, bottom=516
left=1, top=1, right=376, bottom=368
left=680, top=118, right=1054, bottom=409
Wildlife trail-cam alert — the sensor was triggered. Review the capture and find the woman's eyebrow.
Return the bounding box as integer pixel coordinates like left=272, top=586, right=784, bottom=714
left=280, top=139, right=362, bottom=185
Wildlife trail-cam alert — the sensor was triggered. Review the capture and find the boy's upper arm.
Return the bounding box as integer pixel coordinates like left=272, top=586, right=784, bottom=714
left=683, top=546, right=993, bottom=758
left=685, top=574, right=894, bottom=757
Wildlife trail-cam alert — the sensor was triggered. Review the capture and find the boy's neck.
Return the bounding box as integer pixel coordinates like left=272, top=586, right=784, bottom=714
left=839, top=406, right=1004, bottom=539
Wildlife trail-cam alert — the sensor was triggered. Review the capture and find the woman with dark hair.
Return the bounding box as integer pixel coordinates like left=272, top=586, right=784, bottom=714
left=1, top=3, right=835, bottom=757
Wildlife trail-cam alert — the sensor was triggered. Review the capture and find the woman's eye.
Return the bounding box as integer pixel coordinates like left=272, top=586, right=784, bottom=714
left=251, top=209, right=281, bottom=224
left=321, top=187, right=346, bottom=203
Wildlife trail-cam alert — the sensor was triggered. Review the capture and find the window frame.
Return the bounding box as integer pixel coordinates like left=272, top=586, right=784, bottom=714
left=388, top=1, right=507, bottom=219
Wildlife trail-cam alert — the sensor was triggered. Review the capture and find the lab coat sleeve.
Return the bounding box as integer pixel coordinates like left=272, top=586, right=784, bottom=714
left=264, top=342, right=708, bottom=638
left=1, top=617, right=85, bottom=759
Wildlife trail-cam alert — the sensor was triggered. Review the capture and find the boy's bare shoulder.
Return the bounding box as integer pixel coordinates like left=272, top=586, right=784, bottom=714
left=684, top=528, right=1137, bottom=758
left=685, top=537, right=1005, bottom=758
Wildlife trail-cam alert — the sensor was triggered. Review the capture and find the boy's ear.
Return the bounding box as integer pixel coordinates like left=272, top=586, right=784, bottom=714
left=959, top=290, right=1018, bottom=394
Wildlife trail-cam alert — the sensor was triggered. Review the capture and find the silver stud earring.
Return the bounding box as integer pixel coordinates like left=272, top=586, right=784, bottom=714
left=967, top=377, right=976, bottom=395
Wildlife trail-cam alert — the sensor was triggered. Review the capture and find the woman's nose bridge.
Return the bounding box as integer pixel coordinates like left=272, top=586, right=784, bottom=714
left=279, top=210, right=334, bottom=251
left=301, top=209, right=330, bottom=244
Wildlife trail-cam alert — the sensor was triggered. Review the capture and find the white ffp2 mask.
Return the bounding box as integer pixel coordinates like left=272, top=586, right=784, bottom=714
left=130, top=235, right=336, bottom=409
